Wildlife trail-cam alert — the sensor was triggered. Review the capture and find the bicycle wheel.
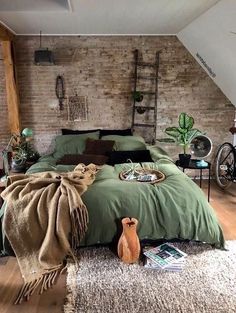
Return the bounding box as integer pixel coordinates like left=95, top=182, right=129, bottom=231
left=215, top=142, right=235, bottom=189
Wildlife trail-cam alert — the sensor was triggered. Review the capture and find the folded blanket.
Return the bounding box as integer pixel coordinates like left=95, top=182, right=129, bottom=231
left=1, top=163, right=98, bottom=304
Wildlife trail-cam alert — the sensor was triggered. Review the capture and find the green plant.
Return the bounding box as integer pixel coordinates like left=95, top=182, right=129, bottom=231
left=132, top=91, right=143, bottom=102
left=12, top=138, right=40, bottom=165
left=12, top=147, right=28, bottom=165
left=158, top=112, right=203, bottom=155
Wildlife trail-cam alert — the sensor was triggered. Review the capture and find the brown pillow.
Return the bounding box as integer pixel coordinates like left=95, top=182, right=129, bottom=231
left=56, top=154, right=108, bottom=166
left=84, top=138, right=115, bottom=155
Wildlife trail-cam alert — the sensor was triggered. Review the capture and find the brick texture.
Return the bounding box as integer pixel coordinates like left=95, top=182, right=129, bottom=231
left=0, top=48, right=9, bottom=146
left=0, top=48, right=9, bottom=169
left=0, top=36, right=235, bottom=164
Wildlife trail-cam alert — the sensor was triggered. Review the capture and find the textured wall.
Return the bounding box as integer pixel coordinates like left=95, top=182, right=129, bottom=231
left=0, top=47, right=9, bottom=169
left=0, top=48, right=9, bottom=147
left=0, top=36, right=235, bottom=163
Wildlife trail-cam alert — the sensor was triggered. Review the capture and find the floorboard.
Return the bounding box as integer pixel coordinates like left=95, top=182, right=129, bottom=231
left=0, top=180, right=235, bottom=313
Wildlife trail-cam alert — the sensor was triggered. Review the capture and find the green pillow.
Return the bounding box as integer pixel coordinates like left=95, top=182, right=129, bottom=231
left=53, top=132, right=100, bottom=159
left=101, top=135, right=146, bottom=151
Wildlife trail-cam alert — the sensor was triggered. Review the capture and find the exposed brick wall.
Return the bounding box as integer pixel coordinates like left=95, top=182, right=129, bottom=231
left=0, top=36, right=235, bottom=163
left=0, top=48, right=9, bottom=169
left=0, top=48, right=9, bottom=146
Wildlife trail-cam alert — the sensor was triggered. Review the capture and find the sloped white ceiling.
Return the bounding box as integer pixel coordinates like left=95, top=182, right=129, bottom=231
left=0, top=0, right=220, bottom=35
left=0, top=0, right=70, bottom=11
left=178, top=0, right=236, bottom=107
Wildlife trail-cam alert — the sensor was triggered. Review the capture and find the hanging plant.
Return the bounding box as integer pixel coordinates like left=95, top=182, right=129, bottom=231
left=132, top=91, right=143, bottom=102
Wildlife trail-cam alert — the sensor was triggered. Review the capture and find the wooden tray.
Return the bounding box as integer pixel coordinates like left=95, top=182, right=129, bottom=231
left=119, top=169, right=165, bottom=184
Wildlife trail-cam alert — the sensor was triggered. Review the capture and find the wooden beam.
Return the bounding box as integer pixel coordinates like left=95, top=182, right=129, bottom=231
left=1, top=41, right=21, bottom=134
left=0, top=22, right=14, bottom=41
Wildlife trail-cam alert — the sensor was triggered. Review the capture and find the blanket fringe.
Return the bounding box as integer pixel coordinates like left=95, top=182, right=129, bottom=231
left=14, top=264, right=65, bottom=304
left=14, top=204, right=87, bottom=304
left=71, top=205, right=89, bottom=249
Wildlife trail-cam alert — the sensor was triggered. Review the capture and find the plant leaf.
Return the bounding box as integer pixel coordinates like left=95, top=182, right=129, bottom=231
left=165, top=127, right=180, bottom=139
left=157, top=138, right=176, bottom=143
left=178, top=127, right=187, bottom=134
left=185, top=129, right=202, bottom=143
left=179, top=112, right=194, bottom=130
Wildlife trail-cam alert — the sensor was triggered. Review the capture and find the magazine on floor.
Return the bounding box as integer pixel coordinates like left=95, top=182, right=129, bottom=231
left=144, top=256, right=186, bottom=272
left=143, top=243, right=187, bottom=270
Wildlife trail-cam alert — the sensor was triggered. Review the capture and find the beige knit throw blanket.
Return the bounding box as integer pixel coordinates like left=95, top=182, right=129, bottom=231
left=1, top=163, right=98, bottom=304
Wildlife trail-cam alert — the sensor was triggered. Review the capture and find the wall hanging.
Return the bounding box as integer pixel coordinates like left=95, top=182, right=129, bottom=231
left=67, top=95, right=88, bottom=121
left=55, top=75, right=65, bottom=110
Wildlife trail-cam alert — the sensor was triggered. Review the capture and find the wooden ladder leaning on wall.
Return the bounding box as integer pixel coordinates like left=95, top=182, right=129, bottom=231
left=131, top=49, right=160, bottom=144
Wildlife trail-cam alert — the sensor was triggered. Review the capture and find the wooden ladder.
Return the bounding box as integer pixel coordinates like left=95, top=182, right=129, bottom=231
left=131, top=49, right=160, bottom=144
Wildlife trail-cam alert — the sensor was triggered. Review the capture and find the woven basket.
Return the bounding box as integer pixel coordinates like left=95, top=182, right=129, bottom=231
left=119, top=169, right=165, bottom=184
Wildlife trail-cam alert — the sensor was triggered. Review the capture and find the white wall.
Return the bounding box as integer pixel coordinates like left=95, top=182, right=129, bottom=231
left=178, top=0, right=236, bottom=108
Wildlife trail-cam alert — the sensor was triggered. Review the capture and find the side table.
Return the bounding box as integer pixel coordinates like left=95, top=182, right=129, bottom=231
left=176, top=159, right=211, bottom=202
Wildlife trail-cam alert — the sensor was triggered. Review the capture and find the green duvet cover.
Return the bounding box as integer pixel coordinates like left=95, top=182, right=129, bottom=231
left=19, top=145, right=224, bottom=249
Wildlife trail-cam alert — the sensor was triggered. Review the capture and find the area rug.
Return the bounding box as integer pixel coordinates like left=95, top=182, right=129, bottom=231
left=64, top=241, right=236, bottom=313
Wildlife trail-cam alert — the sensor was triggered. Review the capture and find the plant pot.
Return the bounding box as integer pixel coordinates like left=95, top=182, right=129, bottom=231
left=135, top=95, right=143, bottom=102
left=136, top=107, right=146, bottom=114
left=133, top=91, right=143, bottom=102
left=11, top=160, right=26, bottom=173
left=178, top=154, right=191, bottom=167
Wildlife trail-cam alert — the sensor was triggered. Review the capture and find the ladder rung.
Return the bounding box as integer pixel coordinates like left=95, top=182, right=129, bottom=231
left=141, top=91, right=156, bottom=95
left=137, top=62, right=156, bottom=67
left=135, top=106, right=155, bottom=110
left=133, top=123, right=155, bottom=128
left=137, top=76, right=156, bottom=80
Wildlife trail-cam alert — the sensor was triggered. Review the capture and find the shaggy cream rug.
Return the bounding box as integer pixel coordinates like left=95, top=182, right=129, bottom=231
left=64, top=241, right=236, bottom=313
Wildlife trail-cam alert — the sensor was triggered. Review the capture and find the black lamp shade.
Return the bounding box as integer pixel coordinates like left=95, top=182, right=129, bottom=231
left=34, top=49, right=54, bottom=65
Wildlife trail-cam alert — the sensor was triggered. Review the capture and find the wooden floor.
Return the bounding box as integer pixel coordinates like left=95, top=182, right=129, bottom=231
left=0, top=180, right=235, bottom=313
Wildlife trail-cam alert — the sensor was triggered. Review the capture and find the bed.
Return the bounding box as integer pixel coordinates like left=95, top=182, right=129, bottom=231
left=0, top=130, right=224, bottom=255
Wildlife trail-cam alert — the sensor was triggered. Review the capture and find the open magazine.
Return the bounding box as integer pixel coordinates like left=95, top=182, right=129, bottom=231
left=143, top=243, right=187, bottom=270
left=144, top=256, right=186, bottom=272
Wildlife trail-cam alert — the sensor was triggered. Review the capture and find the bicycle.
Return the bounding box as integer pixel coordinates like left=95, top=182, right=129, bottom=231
left=215, top=142, right=236, bottom=189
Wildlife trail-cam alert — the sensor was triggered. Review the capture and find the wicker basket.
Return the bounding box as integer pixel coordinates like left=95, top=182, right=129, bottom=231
left=119, top=169, right=165, bottom=184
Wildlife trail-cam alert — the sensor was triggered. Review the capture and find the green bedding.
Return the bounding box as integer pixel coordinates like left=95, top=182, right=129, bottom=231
left=0, top=144, right=224, bottom=254
left=22, top=145, right=224, bottom=248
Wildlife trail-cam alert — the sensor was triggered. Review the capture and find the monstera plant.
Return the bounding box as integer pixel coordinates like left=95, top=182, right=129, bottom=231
left=158, top=112, right=203, bottom=165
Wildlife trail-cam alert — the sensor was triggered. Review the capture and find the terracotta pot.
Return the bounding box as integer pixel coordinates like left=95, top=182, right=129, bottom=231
left=117, top=217, right=140, bottom=264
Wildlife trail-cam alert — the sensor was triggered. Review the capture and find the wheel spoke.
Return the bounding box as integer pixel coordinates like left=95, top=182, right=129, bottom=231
left=215, top=143, right=235, bottom=189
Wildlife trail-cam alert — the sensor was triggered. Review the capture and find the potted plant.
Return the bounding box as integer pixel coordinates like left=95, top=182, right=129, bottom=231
left=158, top=112, right=203, bottom=166
left=132, top=91, right=143, bottom=102
left=11, top=137, right=40, bottom=172
left=11, top=146, right=28, bottom=172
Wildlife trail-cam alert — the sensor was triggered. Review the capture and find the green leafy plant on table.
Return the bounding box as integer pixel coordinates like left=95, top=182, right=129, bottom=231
left=11, top=138, right=40, bottom=173
left=158, top=112, right=203, bottom=165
